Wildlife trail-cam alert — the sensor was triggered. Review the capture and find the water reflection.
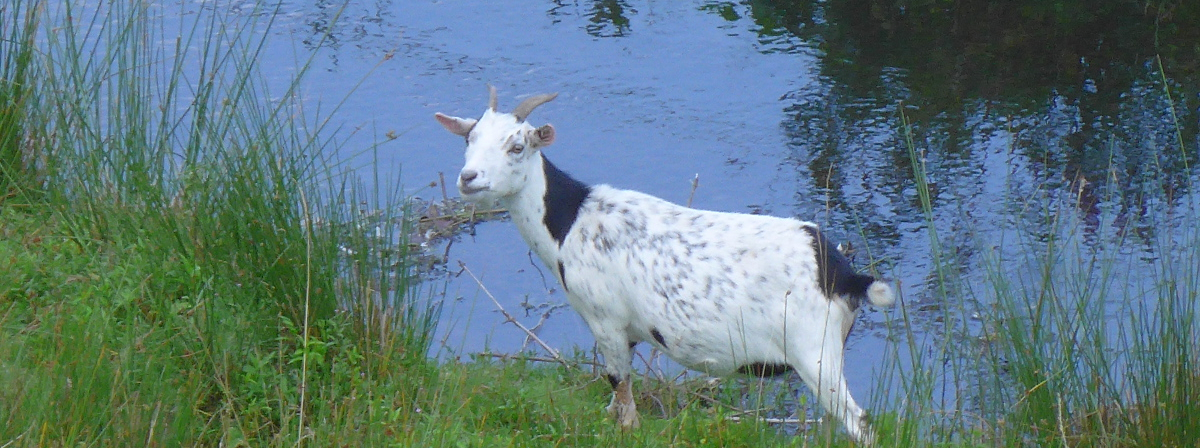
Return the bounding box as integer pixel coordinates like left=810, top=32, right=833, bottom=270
left=702, top=0, right=1198, bottom=267
left=267, top=0, right=1196, bottom=352
left=586, top=0, right=634, bottom=37
left=545, top=1, right=635, bottom=37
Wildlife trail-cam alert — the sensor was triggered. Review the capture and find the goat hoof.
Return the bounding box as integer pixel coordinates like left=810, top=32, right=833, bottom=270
left=851, top=424, right=878, bottom=446
left=856, top=433, right=877, bottom=447
left=617, top=408, right=640, bottom=430
left=607, top=400, right=640, bottom=429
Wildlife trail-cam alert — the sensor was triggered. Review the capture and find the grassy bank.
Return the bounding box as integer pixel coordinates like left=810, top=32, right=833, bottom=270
left=0, top=206, right=798, bottom=446
left=0, top=0, right=438, bottom=444
left=2, top=0, right=1198, bottom=446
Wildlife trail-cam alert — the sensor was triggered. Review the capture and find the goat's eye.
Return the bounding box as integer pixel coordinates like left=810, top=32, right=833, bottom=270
left=509, top=143, right=525, bottom=154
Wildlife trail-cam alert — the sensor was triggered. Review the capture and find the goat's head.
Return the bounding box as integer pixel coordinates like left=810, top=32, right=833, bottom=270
left=435, top=85, right=558, bottom=203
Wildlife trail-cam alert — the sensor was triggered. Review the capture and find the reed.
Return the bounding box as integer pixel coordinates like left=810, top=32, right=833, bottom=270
left=883, top=83, right=1199, bottom=447
left=0, top=0, right=437, bottom=444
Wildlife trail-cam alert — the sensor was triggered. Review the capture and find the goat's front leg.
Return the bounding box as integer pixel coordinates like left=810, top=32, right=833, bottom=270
left=599, top=338, right=639, bottom=429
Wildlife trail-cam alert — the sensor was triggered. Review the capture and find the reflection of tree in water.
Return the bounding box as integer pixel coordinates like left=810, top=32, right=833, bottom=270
left=707, top=0, right=1197, bottom=260
left=587, top=0, right=635, bottom=37
left=547, top=0, right=635, bottom=37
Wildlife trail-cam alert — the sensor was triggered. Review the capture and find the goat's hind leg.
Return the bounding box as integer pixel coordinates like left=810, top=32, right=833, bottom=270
left=792, top=338, right=875, bottom=444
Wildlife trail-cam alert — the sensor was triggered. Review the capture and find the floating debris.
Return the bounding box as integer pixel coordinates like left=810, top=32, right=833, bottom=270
left=411, top=197, right=507, bottom=246
left=405, top=196, right=508, bottom=273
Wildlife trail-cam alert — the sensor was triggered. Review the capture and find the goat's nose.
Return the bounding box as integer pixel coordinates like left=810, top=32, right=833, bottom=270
left=459, top=169, right=479, bottom=183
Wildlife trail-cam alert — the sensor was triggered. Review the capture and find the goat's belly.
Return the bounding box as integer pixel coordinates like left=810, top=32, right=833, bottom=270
left=643, top=323, right=788, bottom=377
left=670, top=352, right=743, bottom=377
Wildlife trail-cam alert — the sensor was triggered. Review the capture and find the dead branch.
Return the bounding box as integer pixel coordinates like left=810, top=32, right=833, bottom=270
left=522, top=303, right=569, bottom=350
left=459, top=261, right=570, bottom=367
left=474, top=352, right=603, bottom=369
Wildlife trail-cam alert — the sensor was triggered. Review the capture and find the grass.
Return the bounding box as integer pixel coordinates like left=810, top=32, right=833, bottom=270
left=886, top=95, right=1200, bottom=447
left=0, top=206, right=808, bottom=447
left=975, top=200, right=1200, bottom=447
left=1, top=0, right=1198, bottom=446
left=0, top=0, right=436, bottom=444
left=983, top=200, right=1200, bottom=447
left=0, top=0, right=39, bottom=201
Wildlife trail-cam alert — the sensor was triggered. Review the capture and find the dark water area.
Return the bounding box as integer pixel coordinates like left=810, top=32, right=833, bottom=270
left=160, top=0, right=1199, bottom=417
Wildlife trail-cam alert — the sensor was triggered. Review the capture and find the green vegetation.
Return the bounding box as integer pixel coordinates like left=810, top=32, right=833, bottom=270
left=0, top=207, right=803, bottom=447
left=1, top=0, right=1197, bottom=447
left=0, top=0, right=437, bottom=444
left=973, top=174, right=1200, bottom=446
left=891, top=105, right=1200, bottom=447
left=0, top=0, right=38, bottom=199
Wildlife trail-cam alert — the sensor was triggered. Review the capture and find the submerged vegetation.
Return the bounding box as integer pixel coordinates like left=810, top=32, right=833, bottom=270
left=1, top=0, right=1197, bottom=447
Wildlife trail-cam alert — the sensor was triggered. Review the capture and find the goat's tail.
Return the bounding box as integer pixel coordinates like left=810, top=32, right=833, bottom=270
left=865, top=280, right=896, bottom=307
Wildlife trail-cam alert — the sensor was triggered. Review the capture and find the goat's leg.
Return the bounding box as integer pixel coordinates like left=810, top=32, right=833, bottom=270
left=610, top=377, right=639, bottom=429
left=793, top=337, right=874, bottom=444
left=598, top=337, right=639, bottom=429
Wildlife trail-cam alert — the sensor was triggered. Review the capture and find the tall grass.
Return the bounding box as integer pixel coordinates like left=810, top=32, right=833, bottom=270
left=973, top=76, right=1198, bottom=446
left=0, top=0, right=40, bottom=201
left=885, top=82, right=1199, bottom=447
left=39, top=0, right=340, bottom=321
left=0, top=0, right=437, bottom=444
left=975, top=189, right=1199, bottom=447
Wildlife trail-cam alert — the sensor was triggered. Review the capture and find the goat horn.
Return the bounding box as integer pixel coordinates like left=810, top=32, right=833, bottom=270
left=487, top=84, right=498, bottom=111
left=512, top=93, right=559, bottom=122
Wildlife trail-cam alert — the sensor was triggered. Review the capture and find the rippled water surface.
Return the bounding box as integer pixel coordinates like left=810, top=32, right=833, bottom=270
left=161, top=0, right=1199, bottom=413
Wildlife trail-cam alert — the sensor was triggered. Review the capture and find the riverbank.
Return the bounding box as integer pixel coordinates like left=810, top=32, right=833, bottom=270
left=0, top=204, right=810, bottom=446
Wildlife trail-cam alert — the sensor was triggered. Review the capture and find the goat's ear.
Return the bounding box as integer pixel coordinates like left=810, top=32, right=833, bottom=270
left=434, top=113, right=476, bottom=137
left=529, top=124, right=556, bottom=148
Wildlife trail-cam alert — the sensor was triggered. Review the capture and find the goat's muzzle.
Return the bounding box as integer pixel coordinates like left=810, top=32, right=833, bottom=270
left=459, top=169, right=479, bottom=183
left=458, top=169, right=487, bottom=196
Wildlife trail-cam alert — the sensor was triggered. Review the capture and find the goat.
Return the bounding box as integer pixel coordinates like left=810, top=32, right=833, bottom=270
left=434, top=86, right=895, bottom=444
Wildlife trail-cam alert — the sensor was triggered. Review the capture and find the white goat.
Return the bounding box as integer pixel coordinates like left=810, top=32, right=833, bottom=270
left=435, top=86, right=895, bottom=444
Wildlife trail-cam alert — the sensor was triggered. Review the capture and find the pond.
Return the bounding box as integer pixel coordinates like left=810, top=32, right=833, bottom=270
left=173, top=0, right=1199, bottom=419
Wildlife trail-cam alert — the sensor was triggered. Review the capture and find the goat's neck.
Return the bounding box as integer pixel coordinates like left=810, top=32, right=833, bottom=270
left=500, top=155, right=590, bottom=271
left=502, top=156, right=561, bottom=268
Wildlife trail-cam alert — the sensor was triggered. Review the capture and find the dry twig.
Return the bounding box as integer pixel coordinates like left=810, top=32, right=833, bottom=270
left=522, top=303, right=569, bottom=350
left=474, top=352, right=603, bottom=369
left=726, top=414, right=821, bottom=426
left=459, top=261, right=570, bottom=367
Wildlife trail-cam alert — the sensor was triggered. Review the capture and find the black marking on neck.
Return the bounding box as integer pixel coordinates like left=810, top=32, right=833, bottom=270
left=606, top=373, right=620, bottom=389
left=737, top=362, right=794, bottom=377
left=542, top=156, right=591, bottom=246
left=802, top=226, right=876, bottom=310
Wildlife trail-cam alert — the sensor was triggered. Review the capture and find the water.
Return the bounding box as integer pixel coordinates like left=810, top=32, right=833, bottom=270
left=168, top=0, right=1198, bottom=418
